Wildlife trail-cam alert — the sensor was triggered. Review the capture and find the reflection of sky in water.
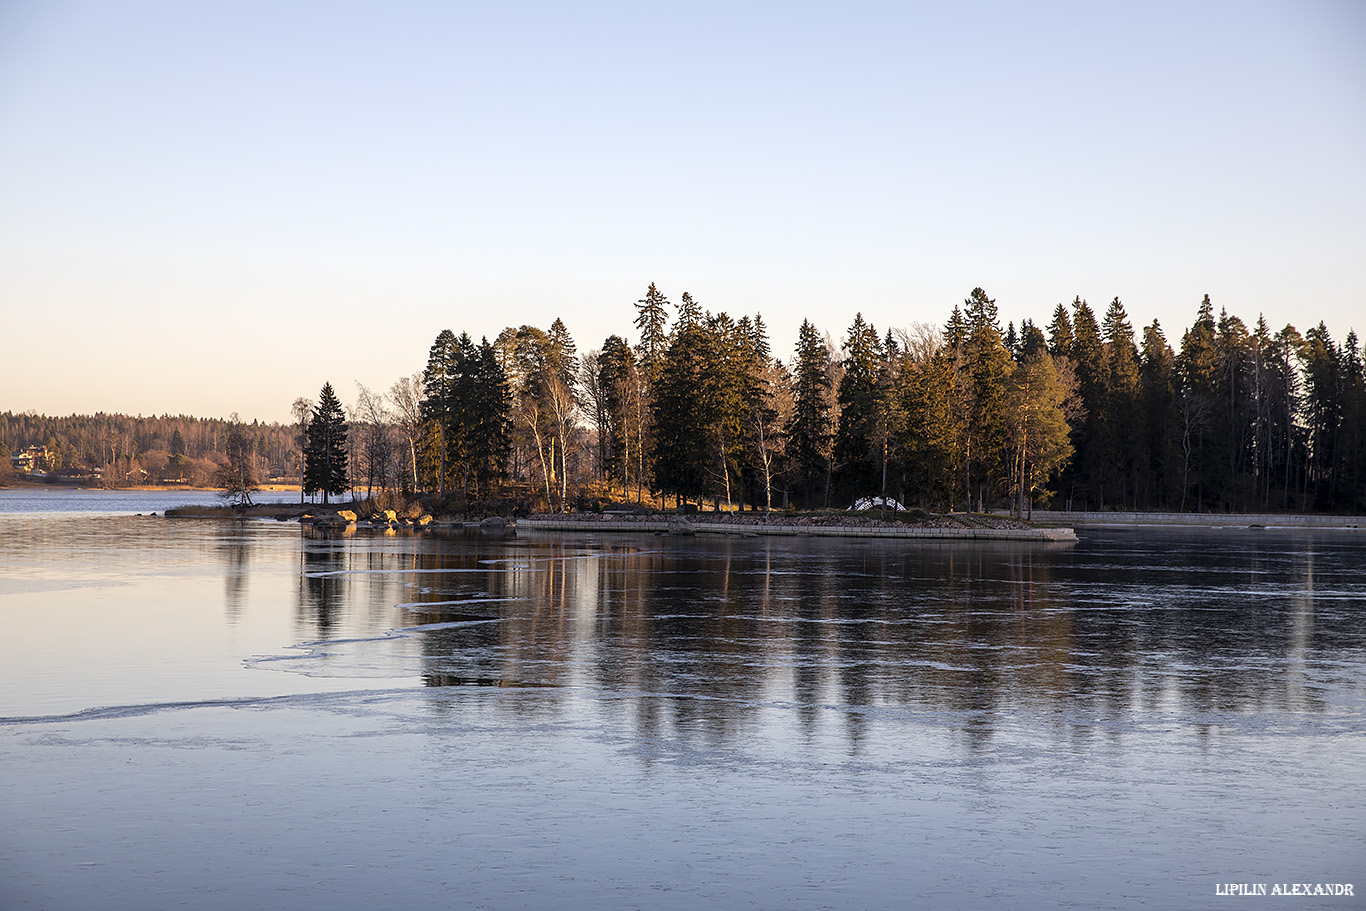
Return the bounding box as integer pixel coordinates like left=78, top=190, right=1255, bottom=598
left=2, top=513, right=1364, bottom=909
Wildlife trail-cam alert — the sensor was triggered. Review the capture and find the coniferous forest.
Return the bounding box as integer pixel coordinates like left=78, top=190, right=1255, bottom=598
left=5, top=286, right=1364, bottom=515
left=401, top=286, right=1366, bottom=516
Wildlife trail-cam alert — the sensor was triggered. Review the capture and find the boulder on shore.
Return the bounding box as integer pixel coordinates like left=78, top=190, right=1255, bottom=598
left=667, top=516, right=696, bottom=535
left=479, top=516, right=507, bottom=529
left=337, top=510, right=358, bottom=523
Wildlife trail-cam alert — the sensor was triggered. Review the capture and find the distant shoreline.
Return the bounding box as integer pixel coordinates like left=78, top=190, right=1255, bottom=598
left=6, top=482, right=1357, bottom=532
left=0, top=480, right=302, bottom=492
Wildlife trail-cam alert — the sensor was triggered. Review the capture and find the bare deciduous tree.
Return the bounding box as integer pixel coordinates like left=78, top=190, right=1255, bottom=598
left=355, top=383, right=397, bottom=500
left=895, top=322, right=942, bottom=365
left=214, top=416, right=260, bottom=508
left=542, top=369, right=579, bottom=511
left=578, top=350, right=610, bottom=486
left=291, top=397, right=312, bottom=504
left=388, top=373, right=424, bottom=493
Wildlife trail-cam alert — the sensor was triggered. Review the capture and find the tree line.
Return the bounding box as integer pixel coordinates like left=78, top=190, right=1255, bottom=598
left=327, top=284, right=1362, bottom=515
left=8, top=285, right=1361, bottom=514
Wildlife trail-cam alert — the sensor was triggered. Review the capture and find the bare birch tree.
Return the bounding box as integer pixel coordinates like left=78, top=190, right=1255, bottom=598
left=388, top=372, right=424, bottom=493
left=291, top=397, right=312, bottom=504
left=355, top=383, right=396, bottom=499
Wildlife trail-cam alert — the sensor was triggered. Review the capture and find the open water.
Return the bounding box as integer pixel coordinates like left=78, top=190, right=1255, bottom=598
left=1, top=491, right=1363, bottom=909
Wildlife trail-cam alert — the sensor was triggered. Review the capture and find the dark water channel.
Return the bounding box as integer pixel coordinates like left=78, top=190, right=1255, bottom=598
left=2, top=508, right=1363, bottom=909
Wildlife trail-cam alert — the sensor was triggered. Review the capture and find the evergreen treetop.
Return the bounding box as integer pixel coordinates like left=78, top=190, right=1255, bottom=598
left=304, top=382, right=349, bottom=504
left=634, top=283, right=671, bottom=376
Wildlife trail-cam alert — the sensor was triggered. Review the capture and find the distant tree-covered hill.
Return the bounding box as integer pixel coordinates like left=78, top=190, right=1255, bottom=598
left=0, top=412, right=298, bottom=487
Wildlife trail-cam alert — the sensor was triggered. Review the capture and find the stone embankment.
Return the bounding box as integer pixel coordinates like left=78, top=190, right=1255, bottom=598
left=518, top=512, right=1077, bottom=542
left=167, top=502, right=1086, bottom=541
left=1027, top=511, right=1363, bottom=529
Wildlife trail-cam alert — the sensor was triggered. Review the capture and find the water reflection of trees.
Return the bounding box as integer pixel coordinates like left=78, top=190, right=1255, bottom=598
left=217, top=522, right=253, bottom=623
left=307, top=527, right=1366, bottom=753
left=297, top=527, right=348, bottom=636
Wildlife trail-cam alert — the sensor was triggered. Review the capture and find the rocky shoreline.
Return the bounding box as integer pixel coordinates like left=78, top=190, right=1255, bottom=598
left=160, top=503, right=1075, bottom=541
left=160, top=502, right=1363, bottom=539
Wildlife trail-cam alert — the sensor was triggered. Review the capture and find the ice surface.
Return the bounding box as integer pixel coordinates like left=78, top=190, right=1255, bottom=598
left=3, top=515, right=1365, bottom=909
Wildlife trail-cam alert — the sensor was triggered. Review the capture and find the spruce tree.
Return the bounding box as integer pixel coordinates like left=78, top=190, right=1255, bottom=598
left=1302, top=322, right=1342, bottom=508
left=749, top=313, right=772, bottom=363
left=1102, top=297, right=1141, bottom=507
left=465, top=338, right=512, bottom=498
left=304, top=382, right=350, bottom=505
left=1340, top=331, right=1366, bottom=511
left=597, top=335, right=636, bottom=486
left=1069, top=297, right=1107, bottom=507
left=963, top=290, right=1013, bottom=511
left=964, top=287, right=1000, bottom=334
left=1004, top=321, right=1019, bottom=358
left=944, top=306, right=968, bottom=353
left=675, top=292, right=702, bottom=332
left=634, top=283, right=671, bottom=378
left=898, top=352, right=962, bottom=510
left=1177, top=295, right=1219, bottom=510
left=786, top=319, right=833, bottom=507
left=1019, top=320, right=1048, bottom=359
left=547, top=318, right=579, bottom=388
left=1047, top=304, right=1074, bottom=359
left=1140, top=320, right=1179, bottom=508
left=419, top=330, right=457, bottom=494
left=650, top=320, right=710, bottom=506
left=833, top=313, right=885, bottom=503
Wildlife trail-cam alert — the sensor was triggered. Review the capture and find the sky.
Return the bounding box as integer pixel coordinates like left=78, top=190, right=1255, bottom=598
left=2, top=0, right=1363, bottom=425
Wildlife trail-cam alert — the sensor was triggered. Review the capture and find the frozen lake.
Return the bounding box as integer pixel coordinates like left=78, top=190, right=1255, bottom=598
left=2, top=495, right=1364, bottom=908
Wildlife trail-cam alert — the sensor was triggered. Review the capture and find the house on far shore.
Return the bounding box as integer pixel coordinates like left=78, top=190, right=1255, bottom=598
left=11, top=445, right=49, bottom=474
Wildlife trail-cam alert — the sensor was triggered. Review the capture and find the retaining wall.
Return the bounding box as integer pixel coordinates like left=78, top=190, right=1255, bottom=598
left=517, top=518, right=1078, bottom=542
left=1027, top=511, right=1363, bottom=529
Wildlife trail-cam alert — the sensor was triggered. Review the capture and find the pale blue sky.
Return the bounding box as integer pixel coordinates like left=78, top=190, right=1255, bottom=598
left=2, top=0, right=1363, bottom=423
